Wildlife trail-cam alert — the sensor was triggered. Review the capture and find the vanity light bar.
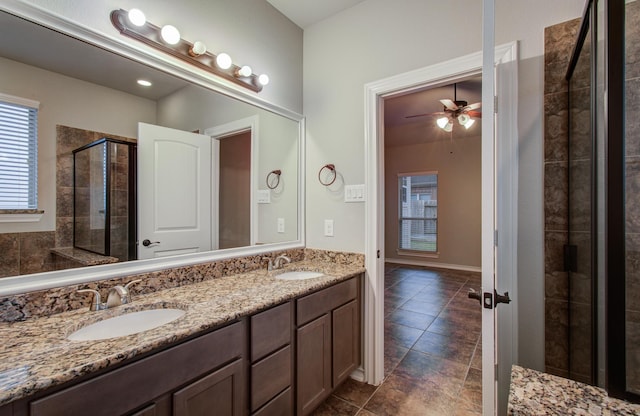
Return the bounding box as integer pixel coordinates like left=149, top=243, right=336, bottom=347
left=110, top=9, right=266, bottom=93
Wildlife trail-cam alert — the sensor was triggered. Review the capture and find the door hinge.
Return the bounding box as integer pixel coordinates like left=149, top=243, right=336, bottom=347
left=494, top=230, right=498, bottom=247
left=377, top=250, right=380, bottom=259
left=494, top=95, right=498, bottom=113
left=495, top=364, right=499, bottom=380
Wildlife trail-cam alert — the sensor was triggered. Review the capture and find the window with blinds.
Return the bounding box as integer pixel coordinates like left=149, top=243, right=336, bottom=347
left=0, top=94, right=39, bottom=209
left=398, top=172, right=438, bottom=253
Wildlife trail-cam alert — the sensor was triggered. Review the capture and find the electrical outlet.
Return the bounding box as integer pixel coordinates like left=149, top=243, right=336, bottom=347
left=324, top=219, right=334, bottom=237
left=277, top=218, right=285, bottom=233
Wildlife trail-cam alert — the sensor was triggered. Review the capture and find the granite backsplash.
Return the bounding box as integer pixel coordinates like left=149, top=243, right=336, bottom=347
left=0, top=249, right=365, bottom=322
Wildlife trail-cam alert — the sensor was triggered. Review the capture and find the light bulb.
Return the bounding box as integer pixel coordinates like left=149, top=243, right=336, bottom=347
left=137, top=79, right=152, bottom=87
left=237, top=65, right=252, bottom=77
left=258, top=74, right=270, bottom=86
left=189, top=41, right=207, bottom=56
left=443, top=121, right=453, bottom=132
left=216, top=53, right=232, bottom=69
left=464, top=118, right=475, bottom=129
left=127, top=9, right=146, bottom=26
left=160, top=25, right=181, bottom=45
left=457, top=113, right=470, bottom=125
left=436, top=116, right=450, bottom=129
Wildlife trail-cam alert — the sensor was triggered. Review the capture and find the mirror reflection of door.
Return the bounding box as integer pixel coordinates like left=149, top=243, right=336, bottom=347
left=218, top=131, right=251, bottom=249
left=137, top=122, right=212, bottom=259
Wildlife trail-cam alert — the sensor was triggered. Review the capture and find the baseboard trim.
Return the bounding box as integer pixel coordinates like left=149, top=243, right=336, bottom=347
left=385, top=257, right=481, bottom=273
left=350, top=366, right=365, bottom=383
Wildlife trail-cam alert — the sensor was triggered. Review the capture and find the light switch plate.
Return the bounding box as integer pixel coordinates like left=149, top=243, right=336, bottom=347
left=277, top=218, right=285, bottom=233
left=324, top=219, right=334, bottom=237
left=257, top=189, right=271, bottom=204
left=344, top=184, right=365, bottom=202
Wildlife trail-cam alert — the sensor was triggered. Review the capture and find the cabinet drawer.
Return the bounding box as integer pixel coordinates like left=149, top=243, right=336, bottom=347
left=30, top=321, right=245, bottom=416
left=297, top=277, right=358, bottom=326
left=251, top=302, right=291, bottom=362
left=253, top=387, right=292, bottom=416
left=251, top=345, right=292, bottom=412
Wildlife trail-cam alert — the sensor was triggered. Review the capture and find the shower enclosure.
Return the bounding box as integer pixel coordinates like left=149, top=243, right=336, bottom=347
left=73, top=138, right=137, bottom=262
left=564, top=0, right=638, bottom=402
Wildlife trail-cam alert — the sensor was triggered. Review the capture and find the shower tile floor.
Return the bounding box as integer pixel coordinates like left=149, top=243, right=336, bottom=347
left=311, top=264, right=482, bottom=416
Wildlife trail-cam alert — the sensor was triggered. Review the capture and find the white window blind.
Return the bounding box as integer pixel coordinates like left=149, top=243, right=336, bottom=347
left=0, top=94, right=39, bottom=209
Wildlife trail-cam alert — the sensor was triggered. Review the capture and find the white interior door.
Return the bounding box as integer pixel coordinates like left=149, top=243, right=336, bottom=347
left=482, top=1, right=519, bottom=413
left=137, top=122, right=212, bottom=259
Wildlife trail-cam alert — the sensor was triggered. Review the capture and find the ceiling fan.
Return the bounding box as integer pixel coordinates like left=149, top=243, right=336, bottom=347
left=405, top=83, right=481, bottom=131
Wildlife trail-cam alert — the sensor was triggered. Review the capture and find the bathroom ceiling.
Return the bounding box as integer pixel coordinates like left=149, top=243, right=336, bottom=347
left=0, top=11, right=191, bottom=101
left=266, top=0, right=367, bottom=28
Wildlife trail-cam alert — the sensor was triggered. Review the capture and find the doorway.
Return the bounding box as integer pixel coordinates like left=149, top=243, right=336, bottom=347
left=218, top=131, right=251, bottom=249
left=364, top=43, right=518, bottom=414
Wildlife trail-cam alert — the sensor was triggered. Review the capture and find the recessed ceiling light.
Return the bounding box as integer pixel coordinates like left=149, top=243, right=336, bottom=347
left=137, top=79, right=152, bottom=87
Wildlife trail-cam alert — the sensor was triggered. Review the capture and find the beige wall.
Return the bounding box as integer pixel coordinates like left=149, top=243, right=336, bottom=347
left=303, top=0, right=585, bottom=370
left=385, top=135, right=481, bottom=269
left=0, top=57, right=156, bottom=234
left=219, top=132, right=251, bottom=249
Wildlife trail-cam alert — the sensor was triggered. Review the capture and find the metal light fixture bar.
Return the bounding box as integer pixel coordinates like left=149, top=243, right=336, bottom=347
left=110, top=9, right=263, bottom=92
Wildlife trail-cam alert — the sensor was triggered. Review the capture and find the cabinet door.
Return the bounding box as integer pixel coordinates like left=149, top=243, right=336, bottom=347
left=296, top=314, right=331, bottom=416
left=173, top=359, right=245, bottom=416
left=332, top=299, right=360, bottom=386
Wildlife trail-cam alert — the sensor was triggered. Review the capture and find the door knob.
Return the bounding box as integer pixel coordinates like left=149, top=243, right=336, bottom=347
left=468, top=288, right=482, bottom=305
left=142, top=239, right=160, bottom=247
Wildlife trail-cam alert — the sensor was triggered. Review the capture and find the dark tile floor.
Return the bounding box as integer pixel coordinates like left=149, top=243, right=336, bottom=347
left=312, top=264, right=483, bottom=416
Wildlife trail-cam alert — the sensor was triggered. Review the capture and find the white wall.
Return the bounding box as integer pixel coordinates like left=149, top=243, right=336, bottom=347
left=156, top=85, right=299, bottom=244
left=0, top=57, right=156, bottom=233
left=17, top=0, right=303, bottom=113
left=303, top=0, right=584, bottom=370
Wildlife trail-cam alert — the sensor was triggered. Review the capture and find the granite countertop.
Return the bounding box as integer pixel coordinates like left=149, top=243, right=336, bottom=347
left=509, top=365, right=640, bottom=415
left=0, top=259, right=364, bottom=406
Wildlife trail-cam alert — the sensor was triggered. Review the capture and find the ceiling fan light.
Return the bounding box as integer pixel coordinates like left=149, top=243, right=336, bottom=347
left=443, top=121, right=453, bottom=132
left=457, top=113, right=470, bottom=125
left=436, top=116, right=450, bottom=129
left=464, top=118, right=476, bottom=129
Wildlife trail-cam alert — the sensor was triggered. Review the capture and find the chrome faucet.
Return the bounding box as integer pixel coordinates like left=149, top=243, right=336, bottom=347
left=78, top=279, right=142, bottom=311
left=263, top=255, right=291, bottom=271
left=273, top=255, right=291, bottom=269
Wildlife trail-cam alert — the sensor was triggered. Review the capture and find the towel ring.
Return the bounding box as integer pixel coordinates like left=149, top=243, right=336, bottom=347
left=266, top=169, right=282, bottom=189
left=318, top=164, right=336, bottom=186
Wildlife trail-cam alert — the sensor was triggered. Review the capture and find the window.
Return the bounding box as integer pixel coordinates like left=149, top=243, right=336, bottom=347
left=0, top=93, right=39, bottom=209
left=398, top=172, right=438, bottom=253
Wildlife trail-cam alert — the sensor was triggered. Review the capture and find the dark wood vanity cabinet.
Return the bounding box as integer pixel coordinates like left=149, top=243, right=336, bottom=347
left=1, top=275, right=362, bottom=416
left=27, top=321, right=246, bottom=416
left=295, top=276, right=361, bottom=415
left=249, top=302, right=294, bottom=415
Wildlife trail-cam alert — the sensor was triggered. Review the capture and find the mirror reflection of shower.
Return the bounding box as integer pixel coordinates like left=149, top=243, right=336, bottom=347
left=73, top=138, right=137, bottom=262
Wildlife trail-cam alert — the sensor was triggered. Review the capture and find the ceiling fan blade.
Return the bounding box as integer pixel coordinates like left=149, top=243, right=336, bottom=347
left=465, top=102, right=482, bottom=110
left=405, top=111, right=445, bottom=119
left=440, top=99, right=458, bottom=111
left=467, top=110, right=482, bottom=118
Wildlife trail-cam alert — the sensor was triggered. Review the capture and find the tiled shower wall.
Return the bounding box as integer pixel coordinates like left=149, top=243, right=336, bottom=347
left=625, top=1, right=640, bottom=395
left=0, top=126, right=135, bottom=279
left=544, top=16, right=581, bottom=381
left=545, top=2, right=640, bottom=391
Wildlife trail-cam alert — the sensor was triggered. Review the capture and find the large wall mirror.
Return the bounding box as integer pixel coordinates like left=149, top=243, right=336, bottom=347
left=0, top=4, right=304, bottom=295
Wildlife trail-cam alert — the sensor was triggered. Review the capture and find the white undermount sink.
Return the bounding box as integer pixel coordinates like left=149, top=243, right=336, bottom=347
left=67, top=308, right=185, bottom=341
left=274, top=271, right=324, bottom=280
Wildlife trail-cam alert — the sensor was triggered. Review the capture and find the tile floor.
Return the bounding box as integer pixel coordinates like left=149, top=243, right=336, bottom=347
left=311, top=264, right=483, bottom=416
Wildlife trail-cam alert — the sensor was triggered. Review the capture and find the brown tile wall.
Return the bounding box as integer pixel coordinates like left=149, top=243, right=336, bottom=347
left=0, top=232, right=56, bottom=278
left=625, top=0, right=640, bottom=395
left=544, top=17, right=581, bottom=380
